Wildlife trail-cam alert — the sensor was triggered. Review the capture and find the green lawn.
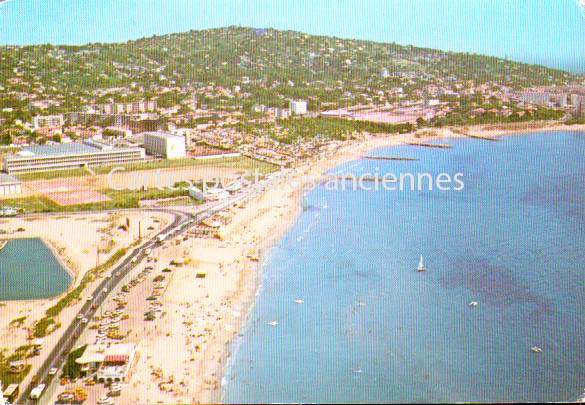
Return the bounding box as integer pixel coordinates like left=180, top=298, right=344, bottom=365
left=0, top=195, right=61, bottom=212
left=1, top=188, right=196, bottom=214
left=17, top=167, right=89, bottom=181
left=2, top=156, right=277, bottom=213
left=16, top=156, right=278, bottom=181
left=0, top=364, right=31, bottom=386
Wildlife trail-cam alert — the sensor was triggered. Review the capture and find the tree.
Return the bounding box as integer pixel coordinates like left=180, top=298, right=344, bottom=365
left=0, top=132, right=11, bottom=145
left=416, top=117, right=427, bottom=128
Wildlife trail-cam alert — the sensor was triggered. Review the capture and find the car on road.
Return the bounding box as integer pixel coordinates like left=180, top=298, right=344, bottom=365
left=81, top=318, right=88, bottom=324
left=87, top=295, right=93, bottom=301
left=76, top=314, right=84, bottom=320
left=48, top=367, right=58, bottom=376
left=29, top=384, right=46, bottom=400
left=97, top=395, right=115, bottom=405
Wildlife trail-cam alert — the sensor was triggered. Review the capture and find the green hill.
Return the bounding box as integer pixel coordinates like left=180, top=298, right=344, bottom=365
left=0, top=26, right=581, bottom=117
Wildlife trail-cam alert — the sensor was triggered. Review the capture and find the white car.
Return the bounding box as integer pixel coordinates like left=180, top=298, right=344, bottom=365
left=97, top=396, right=114, bottom=405
left=81, top=318, right=88, bottom=324
left=48, top=367, right=58, bottom=376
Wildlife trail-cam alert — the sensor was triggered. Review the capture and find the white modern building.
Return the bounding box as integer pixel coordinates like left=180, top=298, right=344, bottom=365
left=0, top=174, right=22, bottom=196
left=143, top=131, right=186, bottom=159
left=3, top=140, right=145, bottom=175
left=95, top=100, right=157, bottom=114
left=289, top=99, right=308, bottom=115
left=32, top=114, right=64, bottom=129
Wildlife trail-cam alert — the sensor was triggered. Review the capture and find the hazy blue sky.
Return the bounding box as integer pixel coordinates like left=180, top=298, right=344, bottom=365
left=1, top=0, right=584, bottom=72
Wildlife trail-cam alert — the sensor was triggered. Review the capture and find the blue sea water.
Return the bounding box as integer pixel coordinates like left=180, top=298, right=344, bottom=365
left=0, top=238, right=72, bottom=300
left=223, top=131, right=585, bottom=403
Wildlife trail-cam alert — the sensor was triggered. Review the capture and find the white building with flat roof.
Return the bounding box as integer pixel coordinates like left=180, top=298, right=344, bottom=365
left=289, top=99, right=308, bottom=115
left=3, top=141, right=145, bottom=175
left=32, top=114, right=64, bottom=129
left=143, top=131, right=186, bottom=159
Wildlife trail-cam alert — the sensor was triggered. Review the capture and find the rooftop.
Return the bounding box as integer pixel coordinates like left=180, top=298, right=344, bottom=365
left=18, top=143, right=100, bottom=157
left=76, top=343, right=136, bottom=365
left=7, top=141, right=140, bottom=160
left=144, top=131, right=183, bottom=139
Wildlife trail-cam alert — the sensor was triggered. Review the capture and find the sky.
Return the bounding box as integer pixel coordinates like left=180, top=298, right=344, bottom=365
left=0, top=0, right=584, bottom=73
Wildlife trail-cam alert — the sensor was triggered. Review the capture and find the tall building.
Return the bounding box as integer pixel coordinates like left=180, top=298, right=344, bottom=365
left=32, top=114, right=64, bottom=129
left=289, top=99, right=308, bottom=115
left=571, top=94, right=584, bottom=115
left=519, top=92, right=552, bottom=105
left=3, top=140, right=145, bottom=175
left=143, top=132, right=186, bottom=159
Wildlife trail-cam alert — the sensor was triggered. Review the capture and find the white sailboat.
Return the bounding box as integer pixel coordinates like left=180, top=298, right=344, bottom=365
left=417, top=255, right=426, bottom=272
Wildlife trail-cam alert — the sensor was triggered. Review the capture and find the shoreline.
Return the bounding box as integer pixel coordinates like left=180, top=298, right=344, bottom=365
left=214, top=123, right=585, bottom=403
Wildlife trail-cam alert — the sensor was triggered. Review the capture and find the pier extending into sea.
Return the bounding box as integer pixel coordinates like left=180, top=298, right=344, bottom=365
left=405, top=141, right=453, bottom=148
left=362, top=155, right=419, bottom=161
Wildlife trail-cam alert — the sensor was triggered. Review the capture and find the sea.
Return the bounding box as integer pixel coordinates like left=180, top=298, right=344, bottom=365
left=0, top=237, right=72, bottom=300
left=222, top=130, right=585, bottom=403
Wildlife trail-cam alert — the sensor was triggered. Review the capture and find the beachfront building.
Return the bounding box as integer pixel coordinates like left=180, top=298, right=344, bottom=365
left=289, top=99, right=308, bottom=115
left=143, top=131, right=186, bottom=159
left=32, top=114, right=64, bottom=129
left=0, top=174, right=22, bottom=195
left=2, top=140, right=145, bottom=175
left=75, top=343, right=137, bottom=383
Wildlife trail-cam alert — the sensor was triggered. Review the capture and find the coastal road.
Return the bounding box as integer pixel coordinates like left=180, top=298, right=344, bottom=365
left=17, top=207, right=191, bottom=404
left=17, top=181, right=270, bottom=404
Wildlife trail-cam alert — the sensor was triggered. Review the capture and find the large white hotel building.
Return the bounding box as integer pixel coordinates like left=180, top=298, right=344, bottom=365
left=3, top=140, right=145, bottom=175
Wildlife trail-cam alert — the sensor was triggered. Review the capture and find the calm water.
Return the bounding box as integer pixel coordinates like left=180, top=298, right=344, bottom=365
left=0, top=238, right=72, bottom=300
left=223, top=131, right=585, bottom=403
